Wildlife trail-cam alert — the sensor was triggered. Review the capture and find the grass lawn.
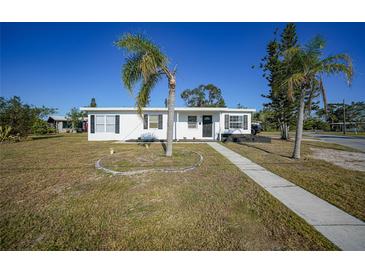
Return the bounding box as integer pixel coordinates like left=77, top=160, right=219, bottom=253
left=101, top=145, right=200, bottom=172
left=0, top=134, right=336, bottom=250
left=224, top=139, right=365, bottom=221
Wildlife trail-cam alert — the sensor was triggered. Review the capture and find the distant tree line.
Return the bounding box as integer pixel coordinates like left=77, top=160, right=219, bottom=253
left=0, top=96, right=56, bottom=140
left=0, top=96, right=97, bottom=142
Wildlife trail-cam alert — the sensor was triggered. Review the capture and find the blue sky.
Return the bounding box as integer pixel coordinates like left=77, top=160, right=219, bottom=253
left=1, top=23, right=364, bottom=115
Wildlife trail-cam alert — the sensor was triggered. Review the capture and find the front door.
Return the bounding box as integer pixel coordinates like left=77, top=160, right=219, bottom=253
left=202, top=115, right=213, bottom=138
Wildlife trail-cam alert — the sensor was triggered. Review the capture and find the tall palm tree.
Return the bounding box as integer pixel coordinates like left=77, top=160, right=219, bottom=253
left=283, top=36, right=353, bottom=159
left=115, top=33, right=177, bottom=156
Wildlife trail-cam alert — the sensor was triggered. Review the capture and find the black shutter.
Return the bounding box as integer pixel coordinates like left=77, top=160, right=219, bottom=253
left=143, top=114, right=148, bottom=129
left=224, top=114, right=229, bottom=129
left=158, top=114, right=163, bottom=129
left=243, top=115, right=248, bottom=130
left=90, top=115, right=95, bottom=133
left=115, top=115, right=120, bottom=133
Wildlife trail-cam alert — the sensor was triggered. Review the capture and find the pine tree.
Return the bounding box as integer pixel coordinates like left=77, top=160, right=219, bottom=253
left=90, top=98, right=97, bottom=107
left=261, top=23, right=299, bottom=140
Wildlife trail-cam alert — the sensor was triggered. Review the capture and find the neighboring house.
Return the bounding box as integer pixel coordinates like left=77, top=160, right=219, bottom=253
left=80, top=107, right=255, bottom=141
left=47, top=116, right=71, bottom=133
left=47, top=115, right=88, bottom=133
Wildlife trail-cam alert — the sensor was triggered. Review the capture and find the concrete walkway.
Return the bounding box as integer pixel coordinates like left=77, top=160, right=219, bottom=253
left=208, top=142, right=365, bottom=250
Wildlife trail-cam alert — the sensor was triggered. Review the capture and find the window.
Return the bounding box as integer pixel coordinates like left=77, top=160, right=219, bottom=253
left=188, top=116, right=197, bottom=128
left=229, top=115, right=243, bottom=129
left=96, top=115, right=105, bottom=132
left=62, top=121, right=71, bottom=129
left=106, top=115, right=115, bottom=132
left=228, top=115, right=248, bottom=129
left=149, top=115, right=159, bottom=129
left=93, top=115, right=119, bottom=133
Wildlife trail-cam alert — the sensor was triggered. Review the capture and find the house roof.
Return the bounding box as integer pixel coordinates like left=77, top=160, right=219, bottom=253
left=80, top=107, right=256, bottom=113
left=48, top=115, right=68, bottom=121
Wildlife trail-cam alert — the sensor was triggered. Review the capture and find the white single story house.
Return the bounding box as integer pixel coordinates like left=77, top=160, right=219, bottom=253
left=80, top=107, right=256, bottom=141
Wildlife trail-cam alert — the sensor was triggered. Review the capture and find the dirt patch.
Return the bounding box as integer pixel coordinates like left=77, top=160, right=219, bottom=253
left=310, top=148, right=365, bottom=171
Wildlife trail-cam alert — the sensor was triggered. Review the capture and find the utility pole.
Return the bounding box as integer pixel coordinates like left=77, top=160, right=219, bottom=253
left=343, top=99, right=346, bottom=135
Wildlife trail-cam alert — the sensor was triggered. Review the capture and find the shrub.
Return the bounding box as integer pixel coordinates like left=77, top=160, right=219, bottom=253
left=303, top=118, right=330, bottom=131
left=0, top=96, right=56, bottom=137
left=0, top=125, right=12, bottom=142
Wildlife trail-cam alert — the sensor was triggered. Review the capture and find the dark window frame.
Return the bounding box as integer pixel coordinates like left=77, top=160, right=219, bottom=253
left=188, top=115, right=198, bottom=129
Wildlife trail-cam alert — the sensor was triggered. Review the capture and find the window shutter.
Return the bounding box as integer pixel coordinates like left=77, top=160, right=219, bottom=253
left=143, top=114, right=148, bottom=129
left=224, top=114, right=229, bottom=129
left=158, top=114, right=163, bottom=129
left=243, top=115, right=248, bottom=130
left=115, top=115, right=120, bottom=133
left=90, top=115, right=95, bottom=133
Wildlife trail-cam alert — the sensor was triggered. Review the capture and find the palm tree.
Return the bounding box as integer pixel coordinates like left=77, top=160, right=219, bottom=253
left=283, top=36, right=353, bottom=159
left=115, top=33, right=177, bottom=156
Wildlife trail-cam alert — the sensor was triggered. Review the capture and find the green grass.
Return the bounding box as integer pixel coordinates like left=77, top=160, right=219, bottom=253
left=101, top=145, right=200, bottom=172
left=224, top=139, right=365, bottom=221
left=0, top=135, right=336, bottom=250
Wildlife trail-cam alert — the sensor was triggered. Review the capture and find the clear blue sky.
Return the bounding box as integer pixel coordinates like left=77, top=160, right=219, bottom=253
left=1, top=23, right=364, bottom=115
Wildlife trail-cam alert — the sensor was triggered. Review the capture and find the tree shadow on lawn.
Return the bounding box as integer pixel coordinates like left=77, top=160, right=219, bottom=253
left=235, top=141, right=293, bottom=159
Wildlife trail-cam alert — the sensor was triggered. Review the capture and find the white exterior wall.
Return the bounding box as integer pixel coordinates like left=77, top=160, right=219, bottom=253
left=175, top=112, right=220, bottom=140
left=85, top=109, right=253, bottom=141
left=87, top=111, right=168, bottom=141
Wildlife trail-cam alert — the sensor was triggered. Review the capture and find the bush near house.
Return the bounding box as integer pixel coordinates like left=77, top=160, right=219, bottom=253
left=32, top=119, right=56, bottom=135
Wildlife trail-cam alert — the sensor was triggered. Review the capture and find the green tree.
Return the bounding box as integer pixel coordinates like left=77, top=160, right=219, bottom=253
left=115, top=33, right=177, bottom=157
left=180, top=84, right=226, bottom=107
left=90, top=98, right=97, bottom=107
left=316, top=101, right=365, bottom=131
left=253, top=108, right=278, bottom=131
left=0, top=96, right=56, bottom=136
left=66, top=107, right=84, bottom=131
left=283, top=36, right=353, bottom=159
left=261, top=23, right=299, bottom=140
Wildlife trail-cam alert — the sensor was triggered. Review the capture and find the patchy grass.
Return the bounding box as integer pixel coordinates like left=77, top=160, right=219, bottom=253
left=0, top=135, right=336, bottom=250
left=101, top=145, right=200, bottom=172
left=224, top=139, right=365, bottom=221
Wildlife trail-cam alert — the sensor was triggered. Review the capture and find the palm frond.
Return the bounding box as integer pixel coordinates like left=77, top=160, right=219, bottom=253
left=321, top=53, right=353, bottom=85
left=322, top=63, right=353, bottom=85
left=285, top=73, right=305, bottom=101
left=115, top=33, right=168, bottom=67
left=136, top=73, right=161, bottom=115
left=122, top=53, right=143, bottom=94
left=140, top=53, right=158, bottom=81
left=305, top=35, right=326, bottom=57
left=116, top=33, right=169, bottom=88
left=319, top=77, right=328, bottom=112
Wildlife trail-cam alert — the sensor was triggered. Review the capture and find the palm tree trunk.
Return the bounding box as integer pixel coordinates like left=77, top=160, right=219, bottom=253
left=166, top=75, right=176, bottom=157
left=292, top=90, right=305, bottom=159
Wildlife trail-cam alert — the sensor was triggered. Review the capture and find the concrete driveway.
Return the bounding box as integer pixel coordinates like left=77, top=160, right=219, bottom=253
left=305, top=133, right=365, bottom=152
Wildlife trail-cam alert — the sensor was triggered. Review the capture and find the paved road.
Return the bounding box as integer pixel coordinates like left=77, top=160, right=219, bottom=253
left=304, top=133, right=365, bottom=152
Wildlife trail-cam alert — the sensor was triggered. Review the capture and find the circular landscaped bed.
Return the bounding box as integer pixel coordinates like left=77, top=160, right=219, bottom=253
left=96, top=145, right=203, bottom=175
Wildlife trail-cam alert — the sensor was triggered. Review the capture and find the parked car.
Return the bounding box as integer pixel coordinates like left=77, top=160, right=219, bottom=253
left=251, top=123, right=262, bottom=135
